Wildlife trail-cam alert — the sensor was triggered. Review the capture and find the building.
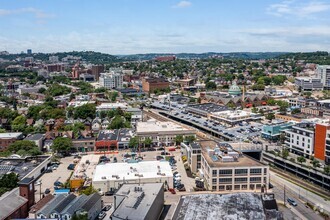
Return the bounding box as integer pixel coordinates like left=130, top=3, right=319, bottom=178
left=27, top=49, right=32, bottom=55
left=141, top=77, right=169, bottom=93
left=111, top=183, right=164, bottom=220
left=186, top=103, right=228, bottom=117
left=316, top=65, right=330, bottom=88
left=49, top=194, right=77, bottom=219
left=173, top=193, right=281, bottom=220
left=261, top=120, right=294, bottom=141
left=325, top=129, right=330, bottom=164
left=136, top=119, right=196, bottom=146
left=95, top=129, right=119, bottom=151
left=24, top=133, right=44, bottom=150
left=49, top=56, right=59, bottom=63
left=301, top=107, right=324, bottom=117
left=285, top=123, right=315, bottom=157
left=92, top=161, right=173, bottom=192
left=288, top=97, right=317, bottom=108
left=79, top=73, right=95, bottom=82
left=126, top=108, right=143, bottom=127
left=0, top=177, right=35, bottom=220
left=209, top=110, right=262, bottom=126
left=198, top=141, right=269, bottom=192
left=99, top=72, right=123, bottom=90
left=314, top=123, right=330, bottom=164
left=181, top=142, right=202, bottom=173
left=92, top=65, right=104, bottom=81
left=0, top=132, right=24, bottom=151
left=29, top=195, right=55, bottom=219
left=96, top=102, right=128, bottom=112
left=76, top=193, right=102, bottom=220
left=295, top=77, right=323, bottom=91
left=46, top=64, right=64, bottom=72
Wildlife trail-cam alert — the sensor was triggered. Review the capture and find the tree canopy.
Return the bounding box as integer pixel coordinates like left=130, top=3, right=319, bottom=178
left=7, top=140, right=41, bottom=156
left=51, top=137, right=73, bottom=154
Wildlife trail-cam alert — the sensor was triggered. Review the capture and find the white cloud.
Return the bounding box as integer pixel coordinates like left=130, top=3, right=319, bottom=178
left=267, top=0, right=330, bottom=18
left=172, top=1, right=192, bottom=9
left=0, top=7, right=54, bottom=22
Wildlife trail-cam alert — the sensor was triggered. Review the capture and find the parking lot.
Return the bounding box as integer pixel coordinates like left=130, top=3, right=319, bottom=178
left=34, top=156, right=74, bottom=202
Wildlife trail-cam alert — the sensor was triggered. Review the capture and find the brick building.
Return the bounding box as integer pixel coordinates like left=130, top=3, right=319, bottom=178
left=142, top=77, right=169, bottom=93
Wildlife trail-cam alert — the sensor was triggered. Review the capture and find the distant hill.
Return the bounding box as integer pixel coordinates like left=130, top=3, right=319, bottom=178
left=276, top=51, right=330, bottom=64
left=0, top=51, right=119, bottom=64
left=117, top=52, right=288, bottom=61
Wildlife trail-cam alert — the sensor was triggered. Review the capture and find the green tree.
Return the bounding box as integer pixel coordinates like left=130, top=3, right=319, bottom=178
left=73, top=104, right=96, bottom=119
left=51, top=137, right=72, bottom=154
left=266, top=113, right=275, bottom=120
left=297, top=156, right=306, bottom=164
left=175, top=135, right=184, bottom=145
left=144, top=137, right=152, bottom=147
left=291, top=108, right=301, bottom=114
left=11, top=115, right=27, bottom=132
left=128, top=137, right=139, bottom=149
left=312, top=159, right=320, bottom=168
left=0, top=108, right=18, bottom=121
left=184, top=135, right=196, bottom=144
left=8, top=140, right=41, bottom=156
left=205, top=81, right=217, bottom=90
left=281, top=148, right=289, bottom=159
left=109, top=116, right=125, bottom=129
left=80, top=185, right=98, bottom=196
left=72, top=214, right=88, bottom=220
left=324, top=166, right=330, bottom=175
left=0, top=173, right=19, bottom=196
left=46, top=83, right=71, bottom=96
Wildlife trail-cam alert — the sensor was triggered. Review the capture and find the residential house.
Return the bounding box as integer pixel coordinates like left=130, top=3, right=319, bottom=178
left=76, top=193, right=102, bottom=220
left=24, top=133, right=44, bottom=150
left=60, top=195, right=88, bottom=220
left=49, top=194, right=76, bottom=219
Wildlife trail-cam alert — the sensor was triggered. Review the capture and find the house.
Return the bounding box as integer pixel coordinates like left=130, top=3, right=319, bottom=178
left=72, top=130, right=95, bottom=153
left=76, top=193, right=102, bottom=220
left=29, top=195, right=55, bottom=219
left=0, top=118, right=10, bottom=130
left=44, top=131, right=73, bottom=151
left=92, top=117, right=102, bottom=132
left=24, top=133, right=44, bottom=150
left=36, top=194, right=67, bottom=218
left=49, top=194, right=76, bottom=219
left=60, top=195, right=88, bottom=220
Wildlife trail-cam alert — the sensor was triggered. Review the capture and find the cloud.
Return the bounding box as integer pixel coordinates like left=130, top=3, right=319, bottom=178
left=172, top=1, right=192, bottom=9
left=0, top=7, right=54, bottom=22
left=267, top=0, right=330, bottom=18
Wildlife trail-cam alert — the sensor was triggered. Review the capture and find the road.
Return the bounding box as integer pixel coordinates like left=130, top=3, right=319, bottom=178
left=270, top=171, right=324, bottom=220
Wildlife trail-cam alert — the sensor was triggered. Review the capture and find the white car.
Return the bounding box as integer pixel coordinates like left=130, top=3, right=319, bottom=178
left=174, top=173, right=181, bottom=178
left=174, top=177, right=181, bottom=181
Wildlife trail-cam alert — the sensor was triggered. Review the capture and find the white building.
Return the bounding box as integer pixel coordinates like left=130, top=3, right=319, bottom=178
left=92, top=161, right=173, bottom=192
left=96, top=102, right=128, bottom=112
left=49, top=56, right=59, bottom=63
left=136, top=119, right=196, bottom=146
left=285, top=123, right=314, bottom=157
left=99, top=71, right=123, bottom=89
left=316, top=65, right=330, bottom=88
left=209, top=110, right=262, bottom=126
left=197, top=141, right=269, bottom=192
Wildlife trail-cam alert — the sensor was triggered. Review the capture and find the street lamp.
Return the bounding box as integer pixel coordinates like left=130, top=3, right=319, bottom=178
left=39, top=180, right=42, bottom=200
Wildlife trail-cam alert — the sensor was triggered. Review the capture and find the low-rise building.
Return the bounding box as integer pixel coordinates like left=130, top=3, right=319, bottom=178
left=181, top=142, right=202, bottom=173
left=24, top=133, right=44, bottom=150
left=92, top=161, right=173, bottom=192
left=261, top=120, right=294, bottom=141
left=136, top=119, right=196, bottom=146
left=111, top=183, right=164, bottom=220
left=285, top=123, right=315, bottom=157
left=198, top=141, right=269, bottom=192
left=209, top=110, right=262, bottom=126
left=99, top=72, right=123, bottom=89
left=0, top=132, right=24, bottom=152
left=142, top=77, right=169, bottom=93
left=295, top=77, right=323, bottom=91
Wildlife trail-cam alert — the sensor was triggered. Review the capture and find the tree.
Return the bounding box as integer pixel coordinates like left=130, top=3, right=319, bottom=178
left=8, top=140, right=41, bottom=156
left=38, top=87, right=46, bottom=94
left=0, top=173, right=19, bottom=196
left=144, top=137, right=152, bottom=147
left=184, top=135, right=196, bottom=144
left=251, top=107, right=258, bottom=113
left=281, top=148, right=289, bottom=159
left=72, top=214, right=88, bottom=220
left=205, top=81, right=217, bottom=90
left=312, top=159, right=320, bottom=168
left=324, top=166, right=330, bottom=175
left=108, top=116, right=125, bottom=129
left=266, top=113, right=275, bottom=120
left=73, top=104, right=96, bottom=119
left=46, top=83, right=71, bottom=96
left=128, top=137, right=139, bottom=149
left=51, top=137, right=72, bottom=154
left=297, top=156, right=306, bottom=164
left=175, top=135, right=184, bottom=145
left=11, top=115, right=27, bottom=132
left=291, top=108, right=301, bottom=114
left=80, top=185, right=97, bottom=196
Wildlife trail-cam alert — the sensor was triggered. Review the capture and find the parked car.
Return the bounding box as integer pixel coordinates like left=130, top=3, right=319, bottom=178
left=161, top=152, right=170, bottom=155
left=44, top=188, right=50, bottom=194
left=287, top=198, right=297, bottom=206
left=105, top=191, right=115, bottom=196
left=45, top=167, right=53, bottom=173
left=54, top=181, right=63, bottom=187
left=67, top=164, right=75, bottom=170
left=102, top=205, right=111, bottom=211
left=98, top=211, right=106, bottom=220
left=169, top=188, right=176, bottom=194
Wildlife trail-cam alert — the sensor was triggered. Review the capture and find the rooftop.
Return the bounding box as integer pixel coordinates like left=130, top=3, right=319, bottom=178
left=199, top=140, right=264, bottom=167
left=93, top=161, right=172, bottom=182
left=187, top=103, right=228, bottom=113
left=25, top=133, right=44, bottom=141
left=136, top=119, right=194, bottom=134
left=173, top=193, right=266, bottom=220
left=0, top=188, right=28, bottom=220
left=97, top=129, right=119, bottom=141
left=0, top=132, right=23, bottom=139
left=112, top=183, right=163, bottom=220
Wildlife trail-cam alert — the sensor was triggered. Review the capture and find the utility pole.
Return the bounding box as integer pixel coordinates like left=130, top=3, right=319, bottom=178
left=284, top=185, right=286, bottom=206
left=39, top=180, right=42, bottom=200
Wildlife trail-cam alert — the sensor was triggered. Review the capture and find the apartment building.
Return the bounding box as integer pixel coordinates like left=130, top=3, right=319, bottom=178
left=295, top=77, right=323, bottom=91
left=198, top=141, right=269, bottom=192
left=316, top=65, right=330, bottom=89
left=181, top=142, right=202, bottom=173
left=141, top=77, right=169, bottom=93
left=99, top=71, right=123, bottom=90
left=285, top=123, right=315, bottom=157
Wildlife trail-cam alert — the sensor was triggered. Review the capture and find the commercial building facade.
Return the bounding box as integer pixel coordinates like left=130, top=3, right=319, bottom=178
left=99, top=72, right=123, bottom=90
left=295, top=77, right=323, bottom=91
left=141, top=77, right=169, bottom=93
left=316, top=65, right=330, bottom=89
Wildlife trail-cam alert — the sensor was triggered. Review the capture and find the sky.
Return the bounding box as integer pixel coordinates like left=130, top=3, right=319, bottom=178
left=0, top=0, right=330, bottom=54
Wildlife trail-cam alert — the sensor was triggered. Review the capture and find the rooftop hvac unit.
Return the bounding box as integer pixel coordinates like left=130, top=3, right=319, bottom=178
left=101, top=176, right=106, bottom=179
left=112, top=175, right=119, bottom=178
left=228, top=151, right=239, bottom=157
left=207, top=149, right=214, bottom=157
left=135, top=174, right=140, bottom=176
left=222, top=156, right=234, bottom=162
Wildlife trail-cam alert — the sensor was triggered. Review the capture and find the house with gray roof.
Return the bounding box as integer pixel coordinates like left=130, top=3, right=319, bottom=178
left=60, top=195, right=88, bottom=220
left=76, top=193, right=102, bottom=220
left=36, top=194, right=67, bottom=218
left=24, top=133, right=44, bottom=150
left=49, top=194, right=76, bottom=219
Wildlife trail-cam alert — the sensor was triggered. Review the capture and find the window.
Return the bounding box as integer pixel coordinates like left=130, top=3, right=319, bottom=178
left=242, top=185, right=248, bottom=190
left=219, top=169, right=232, bottom=175
left=226, top=185, right=232, bottom=190
left=250, top=168, right=262, bottom=174
left=234, top=185, right=240, bottom=190
left=219, top=178, right=232, bottom=183
left=264, top=168, right=267, bottom=174
left=212, top=178, right=217, bottom=183
left=235, top=169, right=248, bottom=175
left=250, top=177, right=261, bottom=182
left=235, top=177, right=247, bottom=183
left=219, top=185, right=225, bottom=191
left=212, top=186, right=217, bottom=190
left=212, top=170, right=217, bottom=177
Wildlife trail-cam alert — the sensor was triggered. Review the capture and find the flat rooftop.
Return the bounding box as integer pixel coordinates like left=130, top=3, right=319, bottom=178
left=173, top=193, right=265, bottom=220
left=93, top=161, right=172, bottom=182
left=112, top=183, right=163, bottom=220
left=199, top=140, right=264, bottom=168
left=0, top=132, right=23, bottom=139
left=136, top=119, right=194, bottom=134
left=211, top=110, right=255, bottom=119
left=187, top=103, right=228, bottom=113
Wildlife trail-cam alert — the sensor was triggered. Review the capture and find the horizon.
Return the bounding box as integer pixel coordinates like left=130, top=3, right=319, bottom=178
left=1, top=0, right=330, bottom=54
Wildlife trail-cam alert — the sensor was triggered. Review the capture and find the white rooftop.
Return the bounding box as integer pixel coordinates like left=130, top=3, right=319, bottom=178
left=136, top=119, right=190, bottom=133
left=93, top=161, right=172, bottom=182
left=212, top=110, right=255, bottom=120
left=96, top=102, right=128, bottom=110
left=0, top=132, right=23, bottom=139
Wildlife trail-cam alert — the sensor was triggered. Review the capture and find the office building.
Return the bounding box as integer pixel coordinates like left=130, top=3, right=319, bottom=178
left=27, top=49, right=32, bottom=55
left=198, top=141, right=269, bottom=192
left=141, top=77, right=169, bottom=93
left=136, top=119, right=196, bottom=146
left=285, top=123, right=315, bottom=157
left=92, top=161, right=173, bottom=192
left=181, top=142, right=202, bottom=173
left=315, top=123, right=330, bottom=164
left=111, top=183, right=164, bottom=220
left=261, top=120, right=294, bottom=141
left=316, top=65, right=330, bottom=89
left=99, top=72, right=123, bottom=89
left=92, top=65, right=104, bottom=81
left=295, top=77, right=323, bottom=91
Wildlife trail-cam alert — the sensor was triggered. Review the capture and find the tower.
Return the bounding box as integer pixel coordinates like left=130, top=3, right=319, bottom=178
left=18, top=177, right=35, bottom=209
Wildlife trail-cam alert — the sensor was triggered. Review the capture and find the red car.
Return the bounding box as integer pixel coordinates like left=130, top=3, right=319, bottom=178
left=169, top=188, right=176, bottom=194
